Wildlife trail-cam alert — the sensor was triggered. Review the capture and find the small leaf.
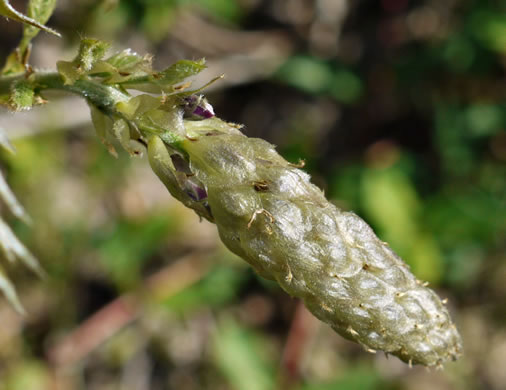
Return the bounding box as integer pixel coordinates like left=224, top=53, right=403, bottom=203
left=112, top=118, right=143, bottom=156
left=0, top=265, right=24, bottom=314
left=105, top=49, right=151, bottom=72
left=21, top=0, right=58, bottom=48
left=115, top=94, right=161, bottom=120
left=1, top=0, right=57, bottom=75
left=0, top=0, right=60, bottom=37
left=56, top=60, right=80, bottom=85
left=113, top=118, right=130, bottom=147
left=123, top=59, right=207, bottom=93
left=154, top=59, right=206, bottom=86
left=1, top=50, right=25, bottom=75
left=89, top=104, right=117, bottom=157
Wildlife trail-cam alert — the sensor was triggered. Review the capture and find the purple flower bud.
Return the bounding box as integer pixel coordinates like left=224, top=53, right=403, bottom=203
left=183, top=95, right=215, bottom=120
left=185, top=180, right=208, bottom=201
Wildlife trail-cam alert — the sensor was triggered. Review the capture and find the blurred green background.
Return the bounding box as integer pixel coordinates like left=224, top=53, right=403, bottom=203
left=0, top=0, right=505, bottom=389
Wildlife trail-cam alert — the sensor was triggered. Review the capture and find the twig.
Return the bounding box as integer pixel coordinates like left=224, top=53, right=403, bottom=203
left=47, top=250, right=214, bottom=368
left=278, top=301, right=320, bottom=389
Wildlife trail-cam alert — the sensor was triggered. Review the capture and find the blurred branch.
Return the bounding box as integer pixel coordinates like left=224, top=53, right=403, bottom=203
left=278, top=302, right=320, bottom=389
left=170, top=10, right=295, bottom=91
left=47, top=249, right=215, bottom=368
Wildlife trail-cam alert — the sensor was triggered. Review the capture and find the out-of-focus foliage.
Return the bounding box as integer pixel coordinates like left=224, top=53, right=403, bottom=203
left=0, top=0, right=505, bottom=389
left=0, top=127, right=41, bottom=313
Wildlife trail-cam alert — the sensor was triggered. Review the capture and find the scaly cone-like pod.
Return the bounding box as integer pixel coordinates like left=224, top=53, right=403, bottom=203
left=148, top=115, right=463, bottom=367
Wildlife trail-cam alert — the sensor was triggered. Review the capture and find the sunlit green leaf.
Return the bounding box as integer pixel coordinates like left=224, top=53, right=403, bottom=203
left=155, top=59, right=207, bottom=86
left=163, top=266, right=246, bottom=312
left=1, top=0, right=58, bottom=75
left=116, top=94, right=162, bottom=120
left=212, top=318, right=275, bottom=390
left=470, top=10, right=506, bottom=53
left=361, top=165, right=443, bottom=283
left=106, top=49, right=149, bottom=71
left=3, top=360, right=51, bottom=390
left=90, top=49, right=153, bottom=84
left=22, top=0, right=58, bottom=48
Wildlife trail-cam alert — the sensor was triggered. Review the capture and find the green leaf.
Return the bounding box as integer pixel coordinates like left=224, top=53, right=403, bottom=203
left=1, top=50, right=26, bottom=76
left=0, top=0, right=60, bottom=37
left=96, top=216, right=174, bottom=287
left=88, top=49, right=152, bottom=83
left=56, top=60, right=80, bottom=85
left=154, top=59, right=206, bottom=86
left=116, top=59, right=207, bottom=93
left=360, top=165, right=443, bottom=283
left=276, top=56, right=333, bottom=94
left=89, top=104, right=117, bottom=157
left=105, top=49, right=150, bottom=71
left=112, top=118, right=144, bottom=156
left=212, top=318, right=275, bottom=390
left=470, top=10, right=506, bottom=54
left=21, top=0, right=58, bottom=48
left=163, top=266, right=246, bottom=312
left=115, top=94, right=162, bottom=120
left=1, top=0, right=58, bottom=75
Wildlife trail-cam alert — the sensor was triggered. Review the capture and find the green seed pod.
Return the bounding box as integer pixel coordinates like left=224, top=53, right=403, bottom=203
left=174, top=118, right=462, bottom=367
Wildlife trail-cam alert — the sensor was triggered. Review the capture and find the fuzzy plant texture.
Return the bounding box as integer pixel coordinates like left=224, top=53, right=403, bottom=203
left=0, top=31, right=463, bottom=366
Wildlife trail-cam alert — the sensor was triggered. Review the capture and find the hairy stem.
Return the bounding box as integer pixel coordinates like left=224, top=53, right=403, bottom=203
left=0, top=71, right=128, bottom=110
left=0, top=71, right=185, bottom=146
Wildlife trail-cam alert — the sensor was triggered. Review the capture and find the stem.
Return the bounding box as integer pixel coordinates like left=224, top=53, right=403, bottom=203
left=0, top=71, right=184, bottom=146
left=0, top=71, right=129, bottom=112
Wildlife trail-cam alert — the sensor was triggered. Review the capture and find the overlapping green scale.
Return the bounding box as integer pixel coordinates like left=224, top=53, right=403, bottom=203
left=148, top=116, right=463, bottom=367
